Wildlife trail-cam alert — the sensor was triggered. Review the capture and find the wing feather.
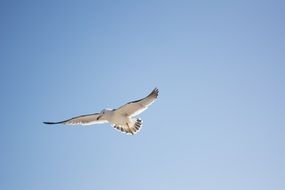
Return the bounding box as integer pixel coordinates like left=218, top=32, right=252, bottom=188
left=115, top=88, right=159, bottom=117
left=43, top=113, right=107, bottom=126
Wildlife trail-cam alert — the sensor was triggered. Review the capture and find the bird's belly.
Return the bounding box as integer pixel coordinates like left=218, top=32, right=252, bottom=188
left=110, top=114, right=129, bottom=125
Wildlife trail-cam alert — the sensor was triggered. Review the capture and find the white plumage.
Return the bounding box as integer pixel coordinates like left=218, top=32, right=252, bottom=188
left=43, top=88, right=159, bottom=135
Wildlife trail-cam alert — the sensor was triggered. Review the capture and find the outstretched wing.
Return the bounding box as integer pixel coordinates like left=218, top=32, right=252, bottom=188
left=43, top=113, right=107, bottom=126
left=115, top=88, right=159, bottom=117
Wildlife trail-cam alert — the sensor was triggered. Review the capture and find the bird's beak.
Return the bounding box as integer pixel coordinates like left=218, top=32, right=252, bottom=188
left=97, top=115, right=102, bottom=120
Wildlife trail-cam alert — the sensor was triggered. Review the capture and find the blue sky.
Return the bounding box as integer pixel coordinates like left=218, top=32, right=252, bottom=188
left=0, top=0, right=284, bottom=190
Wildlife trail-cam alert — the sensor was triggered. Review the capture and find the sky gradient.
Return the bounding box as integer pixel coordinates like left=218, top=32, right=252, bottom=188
left=0, top=0, right=284, bottom=190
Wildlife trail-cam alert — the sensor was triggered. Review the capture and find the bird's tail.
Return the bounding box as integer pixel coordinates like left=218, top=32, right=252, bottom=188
left=133, top=118, right=143, bottom=133
left=113, top=118, right=143, bottom=135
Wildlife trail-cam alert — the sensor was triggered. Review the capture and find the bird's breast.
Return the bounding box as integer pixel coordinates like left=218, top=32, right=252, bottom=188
left=110, top=113, right=129, bottom=125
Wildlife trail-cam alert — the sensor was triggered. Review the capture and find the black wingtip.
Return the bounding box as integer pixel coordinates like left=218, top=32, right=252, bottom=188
left=43, top=121, right=52, bottom=124
left=43, top=121, right=60, bottom=125
left=153, top=87, right=159, bottom=92
left=150, top=87, right=159, bottom=98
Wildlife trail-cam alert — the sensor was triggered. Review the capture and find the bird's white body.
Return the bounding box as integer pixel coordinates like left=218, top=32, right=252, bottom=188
left=44, top=88, right=159, bottom=135
left=102, top=109, right=130, bottom=126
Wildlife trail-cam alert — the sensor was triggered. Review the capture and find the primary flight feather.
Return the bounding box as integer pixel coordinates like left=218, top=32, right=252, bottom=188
left=43, top=88, right=159, bottom=135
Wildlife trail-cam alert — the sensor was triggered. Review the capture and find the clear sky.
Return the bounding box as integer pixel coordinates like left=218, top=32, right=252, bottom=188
left=0, top=0, right=284, bottom=190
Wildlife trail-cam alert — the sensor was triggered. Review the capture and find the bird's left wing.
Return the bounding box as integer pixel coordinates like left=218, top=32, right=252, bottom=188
left=115, top=88, right=159, bottom=117
left=43, top=113, right=107, bottom=126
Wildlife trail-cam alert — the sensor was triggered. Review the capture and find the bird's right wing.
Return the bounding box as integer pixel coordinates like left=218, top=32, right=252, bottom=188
left=115, top=88, right=159, bottom=117
left=43, top=113, right=107, bottom=126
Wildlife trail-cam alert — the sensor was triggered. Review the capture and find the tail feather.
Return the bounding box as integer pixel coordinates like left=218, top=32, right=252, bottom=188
left=113, top=118, right=143, bottom=135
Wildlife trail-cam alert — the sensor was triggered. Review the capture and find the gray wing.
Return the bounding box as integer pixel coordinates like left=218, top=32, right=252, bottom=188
left=115, top=88, right=159, bottom=117
left=43, top=113, right=107, bottom=126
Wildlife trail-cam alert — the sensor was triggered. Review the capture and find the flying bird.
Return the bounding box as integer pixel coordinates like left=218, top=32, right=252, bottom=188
left=43, top=88, right=159, bottom=135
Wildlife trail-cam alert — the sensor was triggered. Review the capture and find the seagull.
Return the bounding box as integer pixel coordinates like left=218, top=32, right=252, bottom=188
left=43, top=88, right=159, bottom=135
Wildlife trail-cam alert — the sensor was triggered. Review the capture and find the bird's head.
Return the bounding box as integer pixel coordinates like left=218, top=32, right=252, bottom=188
left=100, top=108, right=111, bottom=114
left=98, top=108, right=112, bottom=120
